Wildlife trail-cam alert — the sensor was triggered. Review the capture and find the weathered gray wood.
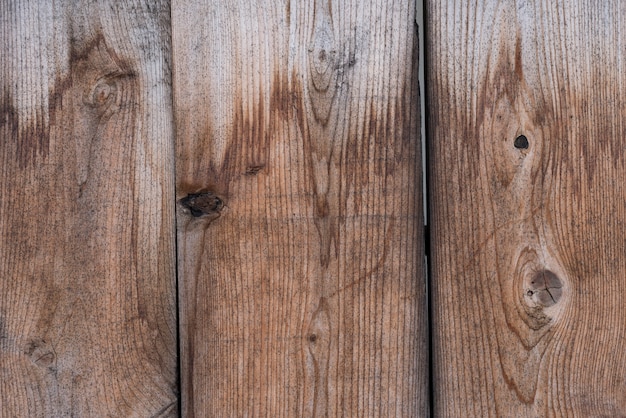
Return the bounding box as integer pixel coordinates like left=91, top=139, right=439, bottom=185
left=428, top=1, right=626, bottom=416
left=173, top=0, right=427, bottom=415
left=0, top=1, right=177, bottom=416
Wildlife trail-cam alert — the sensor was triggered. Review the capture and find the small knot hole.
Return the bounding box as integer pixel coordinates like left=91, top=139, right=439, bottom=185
left=514, top=135, right=529, bottom=149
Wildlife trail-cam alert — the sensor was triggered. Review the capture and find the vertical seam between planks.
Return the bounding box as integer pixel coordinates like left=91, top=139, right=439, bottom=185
left=420, top=0, right=434, bottom=416
left=167, top=0, right=183, bottom=415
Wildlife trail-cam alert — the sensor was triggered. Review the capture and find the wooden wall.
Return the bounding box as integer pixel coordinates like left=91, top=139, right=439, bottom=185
left=4, top=0, right=626, bottom=417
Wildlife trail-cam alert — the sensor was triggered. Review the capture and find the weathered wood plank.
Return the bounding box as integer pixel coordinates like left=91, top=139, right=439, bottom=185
left=0, top=1, right=177, bottom=416
left=428, top=1, right=626, bottom=416
left=172, top=0, right=427, bottom=416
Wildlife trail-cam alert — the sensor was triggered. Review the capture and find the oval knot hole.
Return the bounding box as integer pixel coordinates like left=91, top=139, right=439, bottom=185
left=528, top=269, right=563, bottom=307
left=179, top=192, right=224, bottom=218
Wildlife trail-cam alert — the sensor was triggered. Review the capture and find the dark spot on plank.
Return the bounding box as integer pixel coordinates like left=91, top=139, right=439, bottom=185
left=179, top=192, right=224, bottom=218
left=308, top=334, right=318, bottom=343
left=245, top=164, right=265, bottom=175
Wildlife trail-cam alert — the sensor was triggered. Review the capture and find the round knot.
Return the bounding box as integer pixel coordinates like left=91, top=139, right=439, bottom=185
left=526, top=269, right=563, bottom=307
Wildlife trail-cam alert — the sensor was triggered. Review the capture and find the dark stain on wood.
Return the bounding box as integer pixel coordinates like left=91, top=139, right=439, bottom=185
left=0, top=92, right=51, bottom=169
left=1, top=33, right=135, bottom=169
left=178, top=68, right=305, bottom=199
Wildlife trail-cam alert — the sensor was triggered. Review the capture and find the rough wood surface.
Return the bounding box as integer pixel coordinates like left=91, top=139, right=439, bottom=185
left=173, top=0, right=427, bottom=416
left=0, top=1, right=177, bottom=416
left=428, top=1, right=626, bottom=416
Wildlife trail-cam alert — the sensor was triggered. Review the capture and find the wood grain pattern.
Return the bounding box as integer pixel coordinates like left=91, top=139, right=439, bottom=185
left=427, top=1, right=626, bottom=416
left=0, top=1, right=177, bottom=416
left=172, top=0, right=427, bottom=416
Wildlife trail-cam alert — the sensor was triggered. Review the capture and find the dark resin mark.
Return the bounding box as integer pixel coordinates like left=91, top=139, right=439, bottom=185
left=245, top=165, right=265, bottom=175
left=179, top=192, right=224, bottom=218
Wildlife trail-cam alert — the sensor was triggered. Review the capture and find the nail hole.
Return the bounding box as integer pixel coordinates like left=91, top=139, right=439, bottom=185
left=308, top=334, right=318, bottom=343
left=514, top=135, right=529, bottom=149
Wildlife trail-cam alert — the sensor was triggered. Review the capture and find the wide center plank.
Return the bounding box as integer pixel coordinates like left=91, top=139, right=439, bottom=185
left=172, top=0, right=427, bottom=416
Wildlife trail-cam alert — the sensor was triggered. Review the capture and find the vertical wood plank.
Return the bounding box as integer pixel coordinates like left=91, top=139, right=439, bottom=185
left=172, top=0, right=427, bottom=416
left=0, top=1, right=177, bottom=416
left=428, top=1, right=626, bottom=416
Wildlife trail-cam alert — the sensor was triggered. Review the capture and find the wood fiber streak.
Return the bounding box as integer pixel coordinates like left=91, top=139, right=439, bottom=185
left=427, top=1, right=626, bottom=416
left=173, top=0, right=427, bottom=416
left=0, top=1, right=177, bottom=416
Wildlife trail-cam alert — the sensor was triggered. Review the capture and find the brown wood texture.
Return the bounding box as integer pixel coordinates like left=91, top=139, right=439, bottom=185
left=173, top=0, right=427, bottom=416
left=0, top=1, right=177, bottom=416
left=428, top=1, right=626, bottom=416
